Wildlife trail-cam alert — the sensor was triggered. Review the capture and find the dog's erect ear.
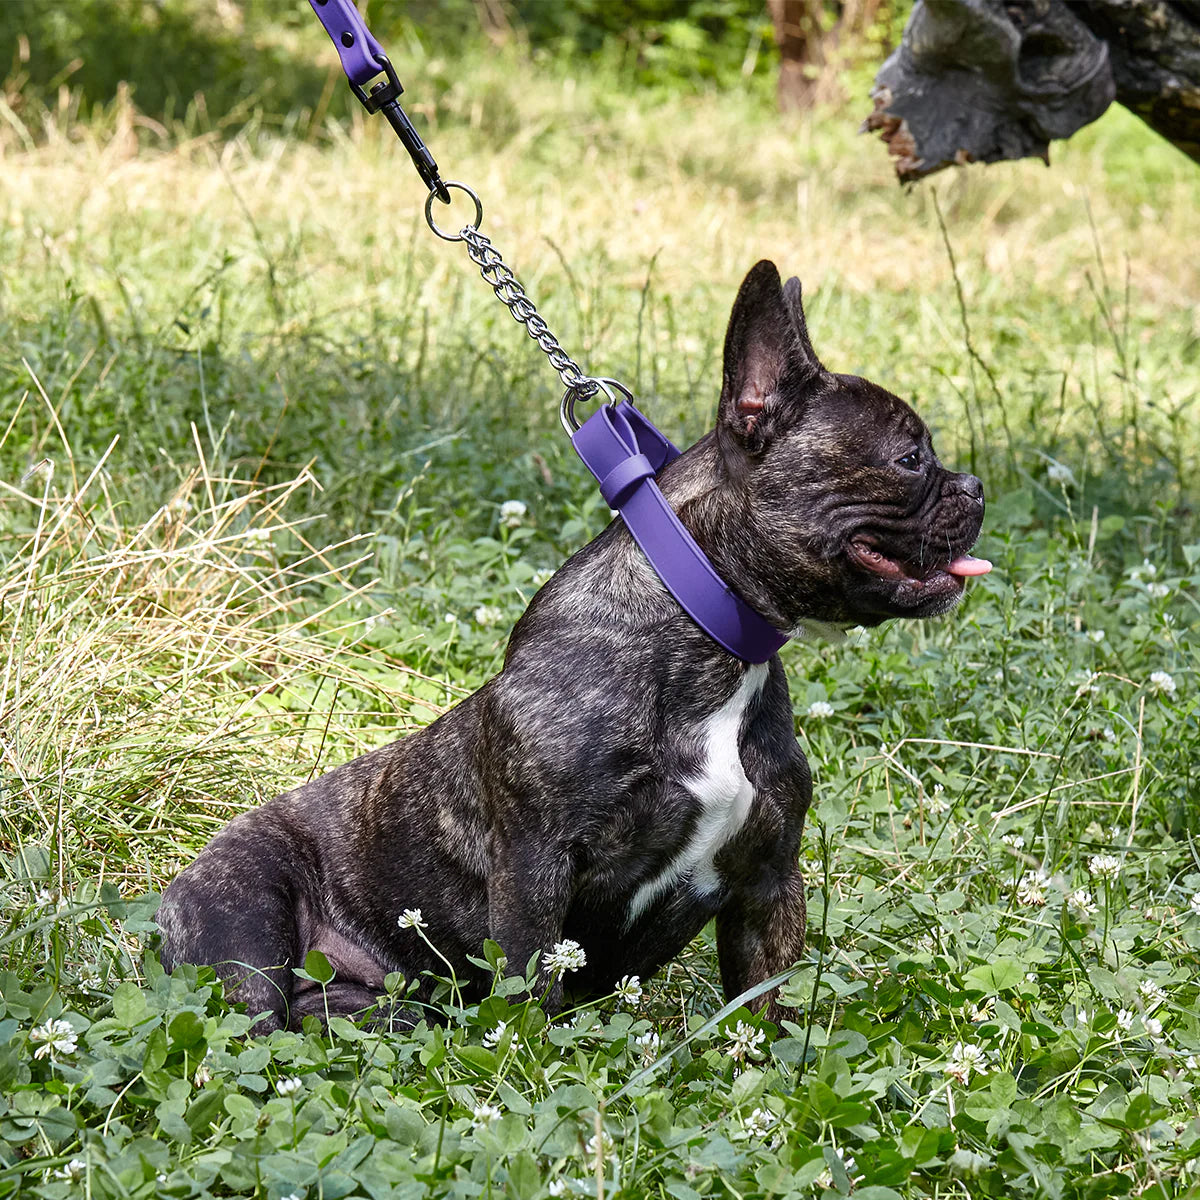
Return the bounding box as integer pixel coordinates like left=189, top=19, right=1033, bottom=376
left=781, top=275, right=820, bottom=367
left=718, top=260, right=824, bottom=454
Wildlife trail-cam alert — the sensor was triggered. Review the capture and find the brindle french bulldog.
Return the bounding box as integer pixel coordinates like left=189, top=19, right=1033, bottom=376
left=157, top=260, right=989, bottom=1031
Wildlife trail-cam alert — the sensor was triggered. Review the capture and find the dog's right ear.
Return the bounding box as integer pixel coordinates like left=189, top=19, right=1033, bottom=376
left=717, top=260, right=824, bottom=456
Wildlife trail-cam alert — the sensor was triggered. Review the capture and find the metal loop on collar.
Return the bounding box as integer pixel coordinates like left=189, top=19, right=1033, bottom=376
left=425, top=182, right=484, bottom=241
left=561, top=377, right=633, bottom=435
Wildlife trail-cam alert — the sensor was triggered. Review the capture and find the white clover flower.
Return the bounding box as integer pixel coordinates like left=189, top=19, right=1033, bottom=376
left=945, top=1041, right=989, bottom=1084
left=726, top=1020, right=767, bottom=1063
left=614, top=975, right=643, bottom=1005
left=805, top=699, right=835, bottom=719
left=1089, top=854, right=1122, bottom=881
left=474, top=604, right=503, bottom=627
left=1145, top=1016, right=1164, bottom=1039
left=242, top=527, right=273, bottom=547
left=52, top=1159, right=87, bottom=1181
left=37, top=887, right=68, bottom=911
left=1190, top=893, right=1200, bottom=916
left=499, top=499, right=528, bottom=528
left=276, top=1076, right=303, bottom=1097
left=397, top=908, right=427, bottom=930
left=1067, top=888, right=1098, bottom=918
left=1147, top=582, right=1170, bottom=600
left=532, top=568, right=555, bottom=587
left=548, top=1182, right=568, bottom=1197
left=1017, top=870, right=1048, bottom=907
left=968, top=998, right=994, bottom=1023
left=472, top=1102, right=503, bottom=1129
left=1000, top=833, right=1025, bottom=850
left=1185, top=1054, right=1199, bottom=1071
left=1087, top=629, right=1106, bottom=643
left=633, top=1030, right=660, bottom=1064
left=1139, top=980, right=1168, bottom=1010
left=1115, top=1008, right=1134, bottom=1032
left=1149, top=670, right=1177, bottom=698
left=927, top=784, right=950, bottom=815
left=1075, top=1008, right=1090, bottom=1026
left=738, top=1107, right=776, bottom=1139
left=584, top=1130, right=615, bottom=1160
left=1046, top=461, right=1076, bottom=486
left=193, top=1060, right=213, bottom=1088
left=1129, top=559, right=1157, bottom=581
left=443, top=612, right=458, bottom=624
left=544, top=939, right=587, bottom=974
left=1073, top=671, right=1100, bottom=698
left=281, top=1192, right=304, bottom=1200
left=482, top=1022, right=508, bottom=1049
left=814, top=1167, right=834, bottom=1189
left=30, top=1019, right=77, bottom=1060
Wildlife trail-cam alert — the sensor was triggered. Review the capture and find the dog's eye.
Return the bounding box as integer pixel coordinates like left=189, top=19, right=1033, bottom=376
left=896, top=451, right=921, bottom=471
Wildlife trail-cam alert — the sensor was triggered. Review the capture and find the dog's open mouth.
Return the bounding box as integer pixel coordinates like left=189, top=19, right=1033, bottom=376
left=847, top=538, right=992, bottom=590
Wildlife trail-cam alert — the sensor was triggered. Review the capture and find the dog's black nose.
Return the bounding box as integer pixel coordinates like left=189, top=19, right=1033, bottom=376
left=957, top=474, right=984, bottom=503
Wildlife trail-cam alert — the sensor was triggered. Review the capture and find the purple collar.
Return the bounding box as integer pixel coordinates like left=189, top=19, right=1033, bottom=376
left=571, top=399, right=790, bottom=664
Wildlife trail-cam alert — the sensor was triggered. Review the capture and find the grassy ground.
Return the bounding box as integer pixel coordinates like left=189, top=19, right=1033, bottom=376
left=3, top=26, right=1200, bottom=1200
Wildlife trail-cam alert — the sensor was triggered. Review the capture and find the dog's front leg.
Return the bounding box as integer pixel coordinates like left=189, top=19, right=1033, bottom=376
left=486, top=843, right=574, bottom=1012
left=715, top=859, right=807, bottom=1025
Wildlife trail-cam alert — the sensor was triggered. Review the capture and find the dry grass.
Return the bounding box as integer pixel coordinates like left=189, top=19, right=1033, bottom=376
left=0, top=377, right=441, bottom=895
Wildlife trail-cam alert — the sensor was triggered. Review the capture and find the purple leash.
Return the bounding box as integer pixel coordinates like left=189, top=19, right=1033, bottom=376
left=308, top=0, right=449, bottom=201
left=306, top=3, right=790, bottom=664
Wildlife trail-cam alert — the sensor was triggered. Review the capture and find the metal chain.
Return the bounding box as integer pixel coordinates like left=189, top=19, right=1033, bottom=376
left=311, top=0, right=610, bottom=430
left=460, top=226, right=599, bottom=402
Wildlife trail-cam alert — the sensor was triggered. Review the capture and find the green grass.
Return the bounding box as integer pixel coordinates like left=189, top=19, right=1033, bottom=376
left=2, top=25, right=1200, bottom=1200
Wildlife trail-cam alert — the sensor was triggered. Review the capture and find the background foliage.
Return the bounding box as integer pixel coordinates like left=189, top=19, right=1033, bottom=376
left=1, top=2, right=1200, bottom=1197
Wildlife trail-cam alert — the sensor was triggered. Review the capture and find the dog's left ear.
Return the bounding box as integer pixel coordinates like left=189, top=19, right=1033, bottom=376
left=718, top=260, right=825, bottom=456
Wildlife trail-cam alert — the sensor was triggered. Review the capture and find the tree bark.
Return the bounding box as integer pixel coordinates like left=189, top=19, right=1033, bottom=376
left=864, top=0, right=1200, bottom=181
left=1070, top=0, right=1200, bottom=164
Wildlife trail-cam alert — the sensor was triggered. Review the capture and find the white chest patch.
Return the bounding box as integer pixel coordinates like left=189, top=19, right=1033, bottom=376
left=626, top=663, right=768, bottom=926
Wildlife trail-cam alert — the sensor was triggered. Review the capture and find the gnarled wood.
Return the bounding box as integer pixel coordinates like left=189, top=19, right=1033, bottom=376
left=865, top=0, right=1200, bottom=181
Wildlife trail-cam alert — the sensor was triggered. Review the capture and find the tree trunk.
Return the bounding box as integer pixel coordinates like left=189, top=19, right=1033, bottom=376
left=769, top=0, right=826, bottom=110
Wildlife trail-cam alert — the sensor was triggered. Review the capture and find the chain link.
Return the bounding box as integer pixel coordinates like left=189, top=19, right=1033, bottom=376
left=461, top=226, right=599, bottom=401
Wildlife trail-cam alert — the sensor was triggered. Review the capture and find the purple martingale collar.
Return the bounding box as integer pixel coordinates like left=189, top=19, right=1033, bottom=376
left=571, top=400, right=790, bottom=664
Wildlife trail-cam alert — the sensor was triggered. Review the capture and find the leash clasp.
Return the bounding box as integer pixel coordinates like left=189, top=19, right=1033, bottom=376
left=354, top=55, right=451, bottom=204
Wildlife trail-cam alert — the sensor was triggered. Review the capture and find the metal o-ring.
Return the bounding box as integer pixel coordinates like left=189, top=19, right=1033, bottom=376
left=425, top=182, right=484, bottom=242
left=560, top=377, right=634, bottom=434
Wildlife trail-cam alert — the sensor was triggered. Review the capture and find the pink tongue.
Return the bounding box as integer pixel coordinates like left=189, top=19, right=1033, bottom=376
left=946, top=555, right=992, bottom=577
